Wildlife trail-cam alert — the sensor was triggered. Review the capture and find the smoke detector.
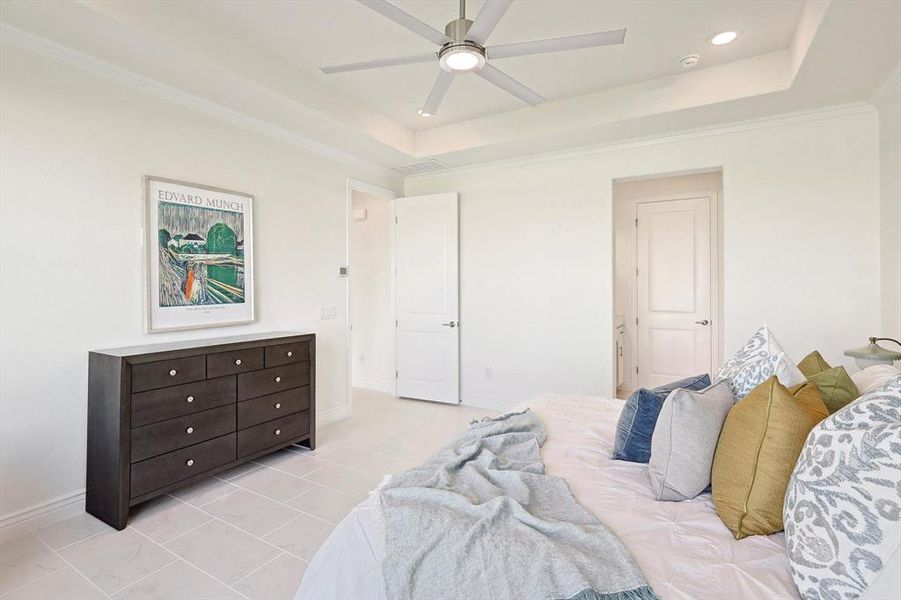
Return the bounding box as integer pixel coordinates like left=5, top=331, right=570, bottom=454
left=680, top=54, right=700, bottom=68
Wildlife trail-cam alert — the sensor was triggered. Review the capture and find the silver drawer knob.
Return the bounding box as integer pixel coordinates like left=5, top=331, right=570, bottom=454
left=169, top=369, right=177, bottom=376
left=186, top=459, right=194, bottom=466
left=275, top=376, right=281, bottom=383
left=234, top=358, right=242, bottom=365
left=274, top=429, right=281, bottom=436
left=286, top=351, right=293, bottom=357
left=186, top=426, right=194, bottom=434
left=186, top=396, right=194, bottom=403
left=274, top=403, right=281, bottom=409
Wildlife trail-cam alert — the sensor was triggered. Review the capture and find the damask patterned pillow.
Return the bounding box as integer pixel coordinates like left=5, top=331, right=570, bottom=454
left=783, top=376, right=901, bottom=600
left=715, top=325, right=805, bottom=398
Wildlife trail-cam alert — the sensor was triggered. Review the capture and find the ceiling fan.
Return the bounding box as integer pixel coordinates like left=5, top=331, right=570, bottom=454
left=320, top=0, right=626, bottom=117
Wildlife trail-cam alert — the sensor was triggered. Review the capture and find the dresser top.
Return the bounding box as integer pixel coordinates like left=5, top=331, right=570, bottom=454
left=93, top=331, right=314, bottom=357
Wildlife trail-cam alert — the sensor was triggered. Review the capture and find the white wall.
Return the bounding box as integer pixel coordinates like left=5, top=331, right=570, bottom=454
left=613, top=171, right=723, bottom=393
left=0, top=43, right=399, bottom=523
left=406, top=109, right=881, bottom=410
left=350, top=191, right=396, bottom=393
left=875, top=80, right=901, bottom=339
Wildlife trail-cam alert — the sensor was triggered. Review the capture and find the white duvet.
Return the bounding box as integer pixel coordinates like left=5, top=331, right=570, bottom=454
left=296, top=394, right=798, bottom=600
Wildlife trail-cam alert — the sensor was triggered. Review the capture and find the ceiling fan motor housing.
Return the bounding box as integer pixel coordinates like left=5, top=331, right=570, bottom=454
left=439, top=18, right=487, bottom=73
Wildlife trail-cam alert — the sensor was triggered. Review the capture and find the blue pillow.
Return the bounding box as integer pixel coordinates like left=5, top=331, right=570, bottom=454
left=611, top=373, right=711, bottom=463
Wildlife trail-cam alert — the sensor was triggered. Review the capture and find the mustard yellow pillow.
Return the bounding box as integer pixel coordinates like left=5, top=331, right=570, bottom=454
left=712, top=376, right=816, bottom=539
left=788, top=381, right=829, bottom=426
left=797, top=351, right=831, bottom=378
left=808, top=366, right=860, bottom=413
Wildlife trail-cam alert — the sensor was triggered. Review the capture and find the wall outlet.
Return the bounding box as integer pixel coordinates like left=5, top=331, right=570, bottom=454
left=320, top=305, right=338, bottom=320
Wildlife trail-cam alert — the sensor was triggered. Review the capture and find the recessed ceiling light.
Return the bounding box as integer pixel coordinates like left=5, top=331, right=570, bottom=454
left=417, top=109, right=432, bottom=117
left=710, top=31, right=739, bottom=46
left=680, top=54, right=700, bottom=68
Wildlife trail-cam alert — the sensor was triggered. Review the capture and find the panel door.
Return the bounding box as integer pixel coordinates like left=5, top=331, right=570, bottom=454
left=395, top=193, right=459, bottom=404
left=636, top=197, right=712, bottom=389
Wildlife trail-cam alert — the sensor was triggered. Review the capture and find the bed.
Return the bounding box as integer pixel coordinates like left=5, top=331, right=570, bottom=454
left=296, top=394, right=798, bottom=599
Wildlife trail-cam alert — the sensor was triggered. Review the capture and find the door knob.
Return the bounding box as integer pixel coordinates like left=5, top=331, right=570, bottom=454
left=441, top=321, right=457, bottom=328
left=695, top=319, right=710, bottom=326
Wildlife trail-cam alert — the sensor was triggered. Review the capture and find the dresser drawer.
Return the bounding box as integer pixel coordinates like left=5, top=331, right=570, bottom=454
left=131, top=355, right=206, bottom=393
left=237, top=411, right=310, bottom=458
left=207, top=347, right=264, bottom=378
left=265, top=341, right=311, bottom=368
left=238, top=387, right=310, bottom=429
left=130, top=433, right=236, bottom=498
left=237, top=362, right=309, bottom=401
left=131, top=405, right=236, bottom=463
left=132, top=376, right=236, bottom=427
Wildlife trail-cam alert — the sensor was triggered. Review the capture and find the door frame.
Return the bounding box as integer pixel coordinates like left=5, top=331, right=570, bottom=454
left=346, top=178, right=399, bottom=414
left=630, top=189, right=722, bottom=388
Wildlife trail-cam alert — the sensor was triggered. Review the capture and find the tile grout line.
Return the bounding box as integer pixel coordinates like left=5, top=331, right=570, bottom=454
left=164, top=491, right=304, bottom=560
left=165, top=479, right=341, bottom=564
left=230, top=549, right=306, bottom=590
left=125, top=526, right=252, bottom=600
left=29, top=534, right=115, bottom=600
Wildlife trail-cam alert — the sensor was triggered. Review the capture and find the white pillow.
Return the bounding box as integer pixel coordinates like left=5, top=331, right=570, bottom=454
left=715, top=325, right=804, bottom=399
left=851, top=364, right=901, bottom=395
left=783, top=376, right=901, bottom=600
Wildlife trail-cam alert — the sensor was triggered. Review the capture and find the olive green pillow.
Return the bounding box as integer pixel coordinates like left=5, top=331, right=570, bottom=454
left=712, top=376, right=815, bottom=539
left=788, top=381, right=830, bottom=426
left=797, top=351, right=831, bottom=378
left=808, top=366, right=860, bottom=413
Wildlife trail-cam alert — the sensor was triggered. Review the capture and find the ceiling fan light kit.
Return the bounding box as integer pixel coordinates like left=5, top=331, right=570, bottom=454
left=321, top=0, right=627, bottom=118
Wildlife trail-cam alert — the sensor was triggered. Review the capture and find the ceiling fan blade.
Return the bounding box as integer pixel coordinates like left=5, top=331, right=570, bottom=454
left=489, top=28, right=626, bottom=59
left=420, top=70, right=455, bottom=116
left=466, top=0, right=514, bottom=45
left=476, top=63, right=544, bottom=105
left=320, top=53, right=436, bottom=74
left=357, top=0, right=448, bottom=46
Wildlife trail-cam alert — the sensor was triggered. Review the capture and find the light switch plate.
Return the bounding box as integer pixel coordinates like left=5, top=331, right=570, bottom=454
left=320, top=306, right=338, bottom=320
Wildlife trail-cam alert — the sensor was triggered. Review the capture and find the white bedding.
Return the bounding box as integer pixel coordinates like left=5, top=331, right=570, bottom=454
left=296, top=394, right=798, bottom=600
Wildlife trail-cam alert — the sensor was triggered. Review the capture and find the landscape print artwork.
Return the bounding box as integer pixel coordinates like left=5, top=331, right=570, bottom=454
left=146, top=177, right=254, bottom=332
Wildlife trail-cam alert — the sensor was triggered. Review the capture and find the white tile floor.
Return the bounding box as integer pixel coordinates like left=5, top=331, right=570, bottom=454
left=0, top=389, right=496, bottom=600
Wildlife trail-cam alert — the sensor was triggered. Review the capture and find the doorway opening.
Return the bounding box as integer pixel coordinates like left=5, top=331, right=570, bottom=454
left=347, top=181, right=398, bottom=407
left=612, top=170, right=723, bottom=399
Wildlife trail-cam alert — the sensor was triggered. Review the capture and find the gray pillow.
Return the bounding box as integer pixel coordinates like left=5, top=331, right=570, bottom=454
left=648, top=381, right=735, bottom=501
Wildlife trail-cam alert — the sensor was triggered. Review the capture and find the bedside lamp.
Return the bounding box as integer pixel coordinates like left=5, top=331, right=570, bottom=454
left=844, top=337, right=901, bottom=369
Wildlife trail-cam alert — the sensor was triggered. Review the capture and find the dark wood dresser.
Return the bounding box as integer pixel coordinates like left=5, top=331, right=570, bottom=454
left=86, top=332, right=315, bottom=529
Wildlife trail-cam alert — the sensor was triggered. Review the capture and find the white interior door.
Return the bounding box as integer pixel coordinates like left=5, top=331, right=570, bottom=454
left=395, top=193, right=459, bottom=404
left=636, top=196, right=713, bottom=389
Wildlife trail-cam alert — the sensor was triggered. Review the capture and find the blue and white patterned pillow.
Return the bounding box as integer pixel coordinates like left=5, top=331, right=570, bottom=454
left=783, top=376, right=901, bottom=600
left=715, top=325, right=804, bottom=398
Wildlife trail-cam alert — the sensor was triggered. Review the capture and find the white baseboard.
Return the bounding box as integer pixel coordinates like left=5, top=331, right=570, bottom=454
left=0, top=488, right=86, bottom=544
left=460, top=394, right=516, bottom=412
left=351, top=378, right=395, bottom=395
left=317, top=403, right=351, bottom=427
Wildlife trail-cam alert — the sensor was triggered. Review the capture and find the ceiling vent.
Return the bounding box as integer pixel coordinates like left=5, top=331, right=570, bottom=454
left=391, top=159, right=447, bottom=177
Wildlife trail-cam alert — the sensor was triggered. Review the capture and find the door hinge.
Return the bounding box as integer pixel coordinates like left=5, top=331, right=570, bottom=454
left=635, top=317, right=639, bottom=325
left=395, top=216, right=398, bottom=224
left=395, top=370, right=398, bottom=379
left=635, top=267, right=639, bottom=277
left=395, top=319, right=398, bottom=327
left=636, top=365, right=639, bottom=374
left=635, top=218, right=638, bottom=227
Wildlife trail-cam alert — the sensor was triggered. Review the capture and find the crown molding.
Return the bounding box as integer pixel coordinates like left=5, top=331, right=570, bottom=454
left=407, top=101, right=876, bottom=180
left=0, top=23, right=397, bottom=179
left=870, top=63, right=901, bottom=106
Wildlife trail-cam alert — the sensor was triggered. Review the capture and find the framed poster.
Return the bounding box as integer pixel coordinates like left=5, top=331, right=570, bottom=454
left=144, top=176, right=254, bottom=332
